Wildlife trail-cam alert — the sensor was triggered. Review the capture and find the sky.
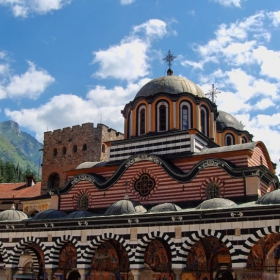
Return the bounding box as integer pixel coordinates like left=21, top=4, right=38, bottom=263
left=0, top=0, right=280, bottom=175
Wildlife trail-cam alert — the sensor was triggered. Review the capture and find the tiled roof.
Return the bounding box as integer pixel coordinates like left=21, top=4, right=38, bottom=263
left=0, top=182, right=42, bottom=199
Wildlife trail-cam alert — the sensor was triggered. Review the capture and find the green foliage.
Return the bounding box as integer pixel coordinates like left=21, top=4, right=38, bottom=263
left=0, top=159, right=38, bottom=183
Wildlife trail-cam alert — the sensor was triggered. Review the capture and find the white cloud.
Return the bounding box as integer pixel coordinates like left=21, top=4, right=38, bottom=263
left=253, top=46, right=280, bottom=80
left=267, top=11, right=280, bottom=27
left=0, top=0, right=71, bottom=17
left=5, top=61, right=55, bottom=99
left=210, top=0, right=245, bottom=8
left=120, top=0, right=135, bottom=5
left=93, top=19, right=169, bottom=81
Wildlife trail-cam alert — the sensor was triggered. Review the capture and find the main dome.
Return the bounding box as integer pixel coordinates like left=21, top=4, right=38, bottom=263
left=135, top=75, right=205, bottom=99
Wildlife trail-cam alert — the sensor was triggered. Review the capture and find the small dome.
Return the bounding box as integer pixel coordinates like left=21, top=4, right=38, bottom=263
left=196, top=198, right=237, bottom=209
left=216, top=111, right=244, bottom=131
left=135, top=75, right=205, bottom=99
left=148, top=203, right=182, bottom=213
left=0, top=209, right=28, bottom=221
left=65, top=210, right=96, bottom=219
left=256, top=189, right=280, bottom=205
left=104, top=199, right=147, bottom=215
left=32, top=209, right=67, bottom=220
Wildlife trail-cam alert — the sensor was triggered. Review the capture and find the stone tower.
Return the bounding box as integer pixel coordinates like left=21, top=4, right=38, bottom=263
left=41, top=123, right=123, bottom=193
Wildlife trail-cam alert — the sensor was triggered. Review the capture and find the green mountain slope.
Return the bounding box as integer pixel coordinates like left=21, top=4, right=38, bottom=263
left=0, top=120, right=43, bottom=177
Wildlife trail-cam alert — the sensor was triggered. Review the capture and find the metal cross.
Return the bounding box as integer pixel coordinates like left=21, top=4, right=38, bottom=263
left=206, top=84, right=221, bottom=103
left=163, top=50, right=176, bottom=69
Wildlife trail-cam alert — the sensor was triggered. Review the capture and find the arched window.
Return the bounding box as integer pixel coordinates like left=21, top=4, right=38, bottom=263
left=200, top=106, right=209, bottom=136
left=48, top=172, right=60, bottom=189
left=157, top=101, right=168, bottom=132
left=53, top=148, right=57, bottom=156
left=62, top=147, right=66, bottom=155
left=82, top=144, right=87, bottom=151
left=225, top=133, right=235, bottom=146
left=206, top=182, right=220, bottom=199
left=78, top=193, right=89, bottom=210
left=73, top=145, right=77, bottom=153
left=180, top=102, right=191, bottom=130
left=241, top=136, right=247, bottom=144
left=138, top=105, right=146, bottom=135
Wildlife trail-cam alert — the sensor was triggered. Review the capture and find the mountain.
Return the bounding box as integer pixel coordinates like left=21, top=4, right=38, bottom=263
left=0, top=120, right=43, bottom=177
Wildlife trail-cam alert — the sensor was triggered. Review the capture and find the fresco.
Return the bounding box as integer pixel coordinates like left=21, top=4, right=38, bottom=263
left=87, top=240, right=130, bottom=280
left=247, top=233, right=280, bottom=272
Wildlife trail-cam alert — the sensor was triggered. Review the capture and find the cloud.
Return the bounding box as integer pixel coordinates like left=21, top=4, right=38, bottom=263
left=92, top=19, right=168, bottom=81
left=3, top=61, right=55, bottom=99
left=210, top=0, right=245, bottom=8
left=120, top=0, right=135, bottom=5
left=267, top=11, right=280, bottom=27
left=0, top=0, right=71, bottom=17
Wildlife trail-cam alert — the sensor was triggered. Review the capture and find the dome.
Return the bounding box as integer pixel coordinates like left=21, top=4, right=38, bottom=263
left=32, top=209, right=67, bottom=220
left=104, top=199, right=147, bottom=215
left=65, top=210, right=96, bottom=219
left=216, top=111, right=244, bottom=131
left=256, top=189, right=280, bottom=205
left=148, top=203, right=182, bottom=213
left=196, top=198, right=237, bottom=209
left=0, top=209, right=28, bottom=221
left=135, top=75, right=205, bottom=99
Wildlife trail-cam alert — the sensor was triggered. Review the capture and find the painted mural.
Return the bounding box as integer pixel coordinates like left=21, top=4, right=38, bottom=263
left=53, top=243, right=77, bottom=280
left=87, top=240, right=131, bottom=280
left=247, top=233, right=280, bottom=273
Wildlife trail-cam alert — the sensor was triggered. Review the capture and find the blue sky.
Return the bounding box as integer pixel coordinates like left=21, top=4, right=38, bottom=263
left=0, top=0, right=280, bottom=174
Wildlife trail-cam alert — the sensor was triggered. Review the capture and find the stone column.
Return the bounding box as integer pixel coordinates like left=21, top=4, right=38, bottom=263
left=173, top=269, right=182, bottom=280
left=45, top=268, right=55, bottom=280
left=78, top=268, right=89, bottom=280
left=130, top=269, right=141, bottom=280
left=5, top=268, right=17, bottom=280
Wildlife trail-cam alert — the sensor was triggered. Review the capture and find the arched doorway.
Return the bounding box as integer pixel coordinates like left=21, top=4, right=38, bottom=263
left=215, top=270, right=233, bottom=280
left=68, top=270, right=81, bottom=280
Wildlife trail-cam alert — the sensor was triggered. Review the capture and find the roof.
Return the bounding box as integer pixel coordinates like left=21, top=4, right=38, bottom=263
left=216, top=110, right=245, bottom=131
left=0, top=182, right=42, bottom=199
left=0, top=209, right=28, bottom=221
left=135, top=75, right=205, bottom=99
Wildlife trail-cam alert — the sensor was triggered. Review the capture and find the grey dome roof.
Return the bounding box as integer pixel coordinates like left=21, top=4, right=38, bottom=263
left=148, top=203, right=182, bottom=213
left=196, top=198, right=237, bottom=209
left=0, top=209, right=28, bottom=221
left=65, top=210, right=96, bottom=219
left=256, top=189, right=280, bottom=205
left=32, top=209, right=67, bottom=220
left=104, top=199, right=147, bottom=215
left=216, top=111, right=244, bottom=131
left=135, top=75, right=205, bottom=99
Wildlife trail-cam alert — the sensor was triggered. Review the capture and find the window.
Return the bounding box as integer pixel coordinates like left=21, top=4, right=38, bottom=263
left=206, top=182, right=220, bottom=199
left=102, top=144, right=106, bottom=153
left=200, top=106, right=209, bottom=136
left=48, top=172, right=60, bottom=189
left=82, top=144, right=87, bottom=151
left=78, top=193, right=89, bottom=210
left=127, top=111, right=131, bottom=138
left=134, top=173, right=155, bottom=197
left=225, top=133, right=235, bottom=146
left=53, top=148, right=57, bottom=156
left=157, top=101, right=168, bottom=132
left=62, top=147, right=66, bottom=155
left=241, top=137, right=247, bottom=144
left=138, top=105, right=146, bottom=135
left=180, top=102, right=191, bottom=130
left=73, top=145, right=77, bottom=153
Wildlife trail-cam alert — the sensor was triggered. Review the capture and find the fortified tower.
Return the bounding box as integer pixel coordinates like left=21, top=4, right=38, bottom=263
left=41, top=123, right=123, bottom=193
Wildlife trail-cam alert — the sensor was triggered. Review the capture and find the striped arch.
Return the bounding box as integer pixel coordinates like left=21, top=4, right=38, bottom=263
left=239, top=225, right=280, bottom=266
left=0, top=241, right=10, bottom=264
left=134, top=231, right=177, bottom=267
left=82, top=232, right=132, bottom=266
left=178, top=229, right=236, bottom=264
left=48, top=235, right=82, bottom=266
left=9, top=236, right=47, bottom=267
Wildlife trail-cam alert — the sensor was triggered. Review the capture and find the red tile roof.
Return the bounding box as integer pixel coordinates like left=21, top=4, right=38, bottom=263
left=0, top=182, right=42, bottom=199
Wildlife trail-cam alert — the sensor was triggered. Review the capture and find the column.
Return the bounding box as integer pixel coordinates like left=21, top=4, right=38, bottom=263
left=5, top=268, right=17, bottom=280
left=130, top=269, right=141, bottom=280
left=173, top=269, right=182, bottom=280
